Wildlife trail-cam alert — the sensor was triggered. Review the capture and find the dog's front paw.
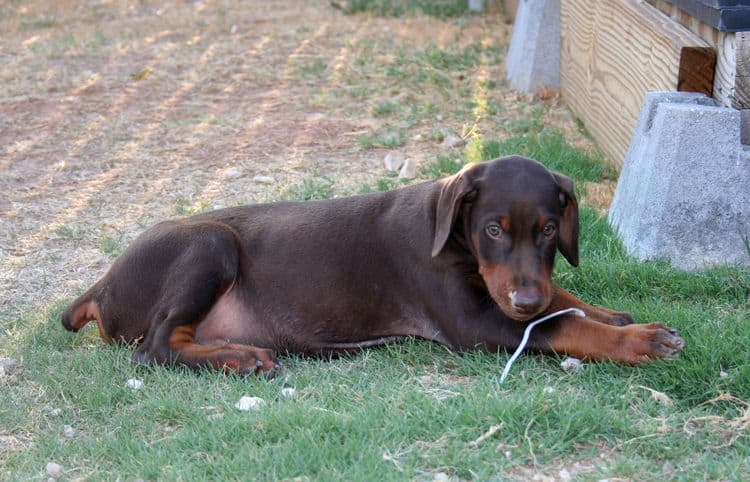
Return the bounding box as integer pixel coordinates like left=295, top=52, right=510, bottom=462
left=615, top=323, right=684, bottom=364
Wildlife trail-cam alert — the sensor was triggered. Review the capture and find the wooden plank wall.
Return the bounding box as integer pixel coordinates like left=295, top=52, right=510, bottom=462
left=652, top=0, right=750, bottom=110
left=560, top=0, right=713, bottom=166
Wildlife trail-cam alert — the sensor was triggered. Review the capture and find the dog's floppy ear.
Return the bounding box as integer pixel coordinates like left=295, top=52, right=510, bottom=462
left=552, top=172, right=579, bottom=267
left=432, top=163, right=484, bottom=257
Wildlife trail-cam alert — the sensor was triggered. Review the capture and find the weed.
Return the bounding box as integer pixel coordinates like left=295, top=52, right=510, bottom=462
left=85, top=30, right=109, bottom=50
left=574, top=115, right=592, bottom=139
left=299, top=58, right=327, bottom=78
left=347, top=85, right=370, bottom=98
left=20, top=17, right=58, bottom=30
left=356, top=128, right=404, bottom=149
left=99, top=231, right=125, bottom=257
left=419, top=42, right=479, bottom=71
left=56, top=224, right=85, bottom=240
left=286, top=175, right=335, bottom=201
left=419, top=154, right=465, bottom=178
left=357, top=173, right=408, bottom=193
left=342, top=0, right=467, bottom=17
left=175, top=198, right=210, bottom=216
left=372, top=101, right=399, bottom=117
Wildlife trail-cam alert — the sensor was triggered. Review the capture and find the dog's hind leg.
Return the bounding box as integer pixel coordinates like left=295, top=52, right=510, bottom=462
left=128, top=222, right=279, bottom=376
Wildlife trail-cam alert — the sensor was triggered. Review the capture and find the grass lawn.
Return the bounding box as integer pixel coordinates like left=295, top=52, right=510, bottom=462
left=1, top=1, right=748, bottom=480
left=3, top=136, right=749, bottom=480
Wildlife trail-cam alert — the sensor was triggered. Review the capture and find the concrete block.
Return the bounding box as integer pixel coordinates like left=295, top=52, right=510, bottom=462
left=468, top=0, right=484, bottom=12
left=609, top=92, right=750, bottom=270
left=506, top=0, right=560, bottom=92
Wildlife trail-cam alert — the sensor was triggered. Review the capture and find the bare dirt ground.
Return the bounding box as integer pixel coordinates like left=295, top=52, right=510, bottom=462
left=0, top=1, right=597, bottom=331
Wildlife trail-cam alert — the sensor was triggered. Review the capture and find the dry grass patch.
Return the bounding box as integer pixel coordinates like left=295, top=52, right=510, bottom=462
left=1, top=0, right=598, bottom=326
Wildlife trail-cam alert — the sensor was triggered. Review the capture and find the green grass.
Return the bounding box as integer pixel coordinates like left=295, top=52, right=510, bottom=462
left=341, top=0, right=468, bottom=17
left=277, top=174, right=336, bottom=201
left=98, top=230, right=126, bottom=258
left=466, top=129, right=617, bottom=182
left=356, top=127, right=405, bottom=149
left=3, top=142, right=748, bottom=480
left=418, top=127, right=614, bottom=185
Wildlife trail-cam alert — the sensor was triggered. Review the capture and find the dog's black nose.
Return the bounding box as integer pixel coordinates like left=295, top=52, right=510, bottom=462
left=512, top=289, right=544, bottom=314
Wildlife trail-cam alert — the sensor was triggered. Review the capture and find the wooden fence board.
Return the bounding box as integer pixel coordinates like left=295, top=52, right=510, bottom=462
left=561, top=0, right=713, bottom=165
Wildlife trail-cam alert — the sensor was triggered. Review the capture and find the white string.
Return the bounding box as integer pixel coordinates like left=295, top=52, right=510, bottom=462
left=499, top=307, right=586, bottom=384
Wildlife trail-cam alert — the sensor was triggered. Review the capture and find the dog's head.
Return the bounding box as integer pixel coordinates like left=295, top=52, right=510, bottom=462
left=432, top=156, right=579, bottom=321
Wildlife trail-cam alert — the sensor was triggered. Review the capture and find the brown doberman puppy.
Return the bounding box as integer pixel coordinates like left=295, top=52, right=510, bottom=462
left=62, top=156, right=684, bottom=375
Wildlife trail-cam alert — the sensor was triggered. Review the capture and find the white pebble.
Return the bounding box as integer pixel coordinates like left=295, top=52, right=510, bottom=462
left=0, top=358, right=17, bottom=376
left=440, top=132, right=464, bottom=148
left=235, top=396, right=264, bottom=411
left=560, top=357, right=583, bottom=371
left=398, top=158, right=417, bottom=179
left=252, top=175, right=275, bottom=185
left=281, top=387, right=296, bottom=398
left=223, top=167, right=241, bottom=178
left=383, top=152, right=405, bottom=171
left=46, top=462, right=63, bottom=478
left=543, top=386, right=555, bottom=394
left=62, top=425, right=76, bottom=438
left=126, top=378, right=144, bottom=390
left=720, top=370, right=729, bottom=378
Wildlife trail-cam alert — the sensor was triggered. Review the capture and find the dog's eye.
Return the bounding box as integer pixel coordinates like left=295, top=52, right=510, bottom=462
left=486, top=223, right=502, bottom=238
left=542, top=223, right=556, bottom=237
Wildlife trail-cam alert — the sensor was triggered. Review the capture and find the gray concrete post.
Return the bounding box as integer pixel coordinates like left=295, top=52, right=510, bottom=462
left=506, top=0, right=560, bottom=92
left=609, top=92, right=750, bottom=270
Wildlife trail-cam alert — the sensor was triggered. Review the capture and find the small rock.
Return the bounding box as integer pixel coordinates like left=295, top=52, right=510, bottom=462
left=49, top=408, right=62, bottom=416
left=223, top=167, right=241, bottom=178
left=235, top=396, right=264, bottom=411
left=281, top=387, right=296, bottom=398
left=383, top=153, right=405, bottom=172
left=46, top=462, right=63, bottom=478
left=252, top=175, right=275, bottom=185
left=126, top=378, right=143, bottom=390
left=433, top=472, right=450, bottom=482
left=398, top=158, right=417, bottom=179
left=468, top=0, right=484, bottom=12
left=532, top=474, right=553, bottom=482
left=62, top=425, right=76, bottom=438
left=412, top=133, right=423, bottom=142
left=720, top=370, right=729, bottom=378
left=0, top=358, right=17, bottom=376
left=560, top=357, right=583, bottom=371
left=543, top=386, right=555, bottom=394
left=230, top=25, right=238, bottom=34
left=436, top=114, right=443, bottom=121
left=559, top=468, right=571, bottom=481
left=441, top=132, right=464, bottom=148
